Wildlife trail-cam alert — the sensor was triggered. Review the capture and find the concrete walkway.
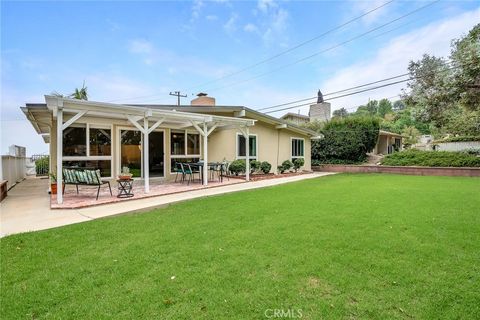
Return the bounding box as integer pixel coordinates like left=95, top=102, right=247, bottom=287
left=1, top=172, right=335, bottom=237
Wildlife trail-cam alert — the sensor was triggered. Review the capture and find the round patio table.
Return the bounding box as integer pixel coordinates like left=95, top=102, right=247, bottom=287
left=117, top=178, right=134, bottom=198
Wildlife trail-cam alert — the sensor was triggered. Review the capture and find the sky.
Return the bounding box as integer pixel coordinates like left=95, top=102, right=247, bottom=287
left=1, top=0, right=479, bottom=155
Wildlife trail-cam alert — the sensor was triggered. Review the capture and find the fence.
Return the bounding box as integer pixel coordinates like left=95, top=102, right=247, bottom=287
left=1, top=155, right=27, bottom=190
left=31, top=154, right=49, bottom=176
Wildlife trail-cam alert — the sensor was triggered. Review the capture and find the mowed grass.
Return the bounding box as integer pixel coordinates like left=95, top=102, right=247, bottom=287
left=1, top=174, right=479, bottom=319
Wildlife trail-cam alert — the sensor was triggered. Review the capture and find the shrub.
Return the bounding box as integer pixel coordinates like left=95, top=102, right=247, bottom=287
left=312, top=116, right=380, bottom=163
left=434, top=136, right=480, bottom=143
left=293, top=158, right=305, bottom=172
left=312, top=159, right=364, bottom=165
left=278, top=160, right=293, bottom=173
left=35, top=157, right=49, bottom=174
left=260, top=161, right=271, bottom=174
left=381, top=149, right=480, bottom=167
left=250, top=160, right=261, bottom=174
left=229, top=159, right=246, bottom=175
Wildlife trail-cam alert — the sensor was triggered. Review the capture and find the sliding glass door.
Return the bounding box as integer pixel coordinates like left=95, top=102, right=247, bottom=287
left=119, top=129, right=165, bottom=178
left=120, top=130, right=142, bottom=177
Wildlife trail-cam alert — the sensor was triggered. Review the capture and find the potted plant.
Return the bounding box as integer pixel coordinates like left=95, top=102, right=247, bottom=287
left=118, top=166, right=133, bottom=180
left=49, top=172, right=63, bottom=194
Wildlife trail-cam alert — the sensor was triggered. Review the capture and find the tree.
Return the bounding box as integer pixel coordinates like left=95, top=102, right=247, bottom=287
left=450, top=24, right=480, bottom=112
left=403, top=54, right=454, bottom=128
left=392, top=100, right=405, bottom=111
left=51, top=82, right=89, bottom=101
left=402, top=126, right=420, bottom=147
left=311, top=117, right=380, bottom=163
left=332, top=107, right=349, bottom=118
left=70, top=82, right=88, bottom=100
left=377, top=98, right=393, bottom=118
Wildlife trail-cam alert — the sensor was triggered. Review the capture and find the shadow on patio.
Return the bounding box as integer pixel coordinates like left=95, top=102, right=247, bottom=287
left=51, top=178, right=243, bottom=209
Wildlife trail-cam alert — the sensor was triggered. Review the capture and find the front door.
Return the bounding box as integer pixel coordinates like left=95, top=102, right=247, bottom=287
left=149, top=131, right=164, bottom=177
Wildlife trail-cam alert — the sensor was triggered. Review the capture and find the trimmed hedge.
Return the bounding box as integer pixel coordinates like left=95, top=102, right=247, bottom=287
left=381, top=149, right=480, bottom=167
left=433, top=136, right=480, bottom=143
left=312, top=159, right=365, bottom=165
left=312, top=117, right=380, bottom=163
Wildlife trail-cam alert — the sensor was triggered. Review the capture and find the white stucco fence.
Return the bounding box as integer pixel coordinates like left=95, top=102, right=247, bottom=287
left=1, top=156, right=27, bottom=190
left=435, top=141, right=480, bottom=152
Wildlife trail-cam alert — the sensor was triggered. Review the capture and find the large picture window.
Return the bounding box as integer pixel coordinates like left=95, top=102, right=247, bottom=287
left=62, top=124, right=113, bottom=177
left=63, top=126, right=87, bottom=156
left=291, top=138, right=304, bottom=159
left=170, top=130, right=201, bottom=173
left=236, top=134, right=257, bottom=159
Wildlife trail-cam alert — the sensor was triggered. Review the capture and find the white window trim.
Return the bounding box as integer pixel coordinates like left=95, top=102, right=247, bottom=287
left=236, top=133, right=258, bottom=160
left=290, top=137, right=305, bottom=159
left=170, top=130, right=202, bottom=158
left=62, top=123, right=114, bottom=178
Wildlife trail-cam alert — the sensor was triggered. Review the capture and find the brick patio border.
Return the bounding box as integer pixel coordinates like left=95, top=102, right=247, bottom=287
left=312, top=165, right=480, bottom=177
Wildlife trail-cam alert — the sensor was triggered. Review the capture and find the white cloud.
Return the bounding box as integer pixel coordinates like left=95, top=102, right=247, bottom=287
left=128, top=39, right=153, bottom=54
left=348, top=0, right=393, bottom=25
left=319, top=8, right=480, bottom=112
left=206, top=15, right=218, bottom=21
left=223, top=13, right=239, bottom=35
left=257, top=0, right=277, bottom=13
left=244, top=23, right=259, bottom=33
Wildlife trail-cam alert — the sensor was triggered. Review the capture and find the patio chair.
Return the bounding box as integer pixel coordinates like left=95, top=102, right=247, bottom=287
left=221, top=161, right=230, bottom=181
left=174, top=162, right=185, bottom=182
left=183, top=164, right=201, bottom=185
left=209, top=163, right=223, bottom=182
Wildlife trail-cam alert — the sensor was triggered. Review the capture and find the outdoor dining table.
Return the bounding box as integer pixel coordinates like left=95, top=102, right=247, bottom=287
left=186, top=162, right=225, bottom=182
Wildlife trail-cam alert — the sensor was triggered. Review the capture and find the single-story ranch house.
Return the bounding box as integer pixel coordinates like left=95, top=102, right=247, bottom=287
left=22, top=94, right=320, bottom=203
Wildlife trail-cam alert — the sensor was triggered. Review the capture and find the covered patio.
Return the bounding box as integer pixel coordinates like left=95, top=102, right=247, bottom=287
left=45, top=96, right=255, bottom=205
left=51, top=177, right=243, bottom=209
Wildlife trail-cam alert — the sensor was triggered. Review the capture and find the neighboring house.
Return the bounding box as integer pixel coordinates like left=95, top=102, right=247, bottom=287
left=22, top=94, right=320, bottom=203
left=280, top=113, right=310, bottom=126
left=373, top=130, right=403, bottom=155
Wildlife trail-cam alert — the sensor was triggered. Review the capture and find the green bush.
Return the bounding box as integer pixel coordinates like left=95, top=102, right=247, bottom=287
left=381, top=149, right=480, bottom=167
left=293, top=158, right=305, bottom=172
left=312, top=159, right=364, bottom=165
left=229, top=160, right=246, bottom=175
left=434, top=136, right=480, bottom=143
left=312, top=117, right=380, bottom=163
left=250, top=160, right=261, bottom=174
left=35, top=157, right=49, bottom=174
left=260, top=161, right=271, bottom=174
left=278, top=160, right=293, bottom=173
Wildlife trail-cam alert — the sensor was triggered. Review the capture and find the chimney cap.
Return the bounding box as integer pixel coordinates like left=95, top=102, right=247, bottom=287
left=197, top=92, right=208, bottom=97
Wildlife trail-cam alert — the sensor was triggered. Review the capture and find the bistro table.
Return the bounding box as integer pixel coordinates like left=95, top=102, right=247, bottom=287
left=187, top=162, right=224, bottom=182
left=117, top=178, right=134, bottom=198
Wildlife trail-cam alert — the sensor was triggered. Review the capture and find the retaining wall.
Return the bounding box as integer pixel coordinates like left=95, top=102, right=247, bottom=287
left=312, top=165, right=480, bottom=177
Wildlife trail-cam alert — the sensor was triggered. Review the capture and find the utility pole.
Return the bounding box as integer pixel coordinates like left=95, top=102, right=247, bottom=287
left=169, top=91, right=187, bottom=106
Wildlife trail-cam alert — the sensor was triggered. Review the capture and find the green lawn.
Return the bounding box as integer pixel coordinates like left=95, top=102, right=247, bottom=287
left=1, top=174, right=479, bottom=319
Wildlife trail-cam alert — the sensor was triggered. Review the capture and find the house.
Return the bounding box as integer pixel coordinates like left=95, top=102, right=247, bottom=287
left=280, top=113, right=310, bottom=126
left=22, top=94, right=320, bottom=204
left=373, top=130, right=403, bottom=155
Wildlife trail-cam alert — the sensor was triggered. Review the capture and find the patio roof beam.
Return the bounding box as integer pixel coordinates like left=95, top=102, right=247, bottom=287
left=127, top=115, right=146, bottom=134
left=207, top=123, right=219, bottom=136
left=147, top=118, right=165, bottom=134
left=62, top=111, right=87, bottom=131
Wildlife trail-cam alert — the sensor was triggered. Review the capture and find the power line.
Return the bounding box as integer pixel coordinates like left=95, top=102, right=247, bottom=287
left=265, top=79, right=410, bottom=114
left=104, top=1, right=395, bottom=104
left=204, top=0, right=439, bottom=94
left=257, top=72, right=411, bottom=111
left=186, top=0, right=395, bottom=91
left=260, top=62, right=461, bottom=114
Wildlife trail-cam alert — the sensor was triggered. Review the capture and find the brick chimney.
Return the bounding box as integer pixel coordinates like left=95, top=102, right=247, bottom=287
left=191, top=93, right=215, bottom=106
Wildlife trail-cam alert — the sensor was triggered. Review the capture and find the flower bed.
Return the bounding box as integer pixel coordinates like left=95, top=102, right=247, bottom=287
left=229, top=171, right=310, bottom=181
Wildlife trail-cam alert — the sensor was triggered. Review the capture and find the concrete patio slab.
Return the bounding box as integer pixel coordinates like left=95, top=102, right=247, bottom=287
left=0, top=172, right=336, bottom=237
